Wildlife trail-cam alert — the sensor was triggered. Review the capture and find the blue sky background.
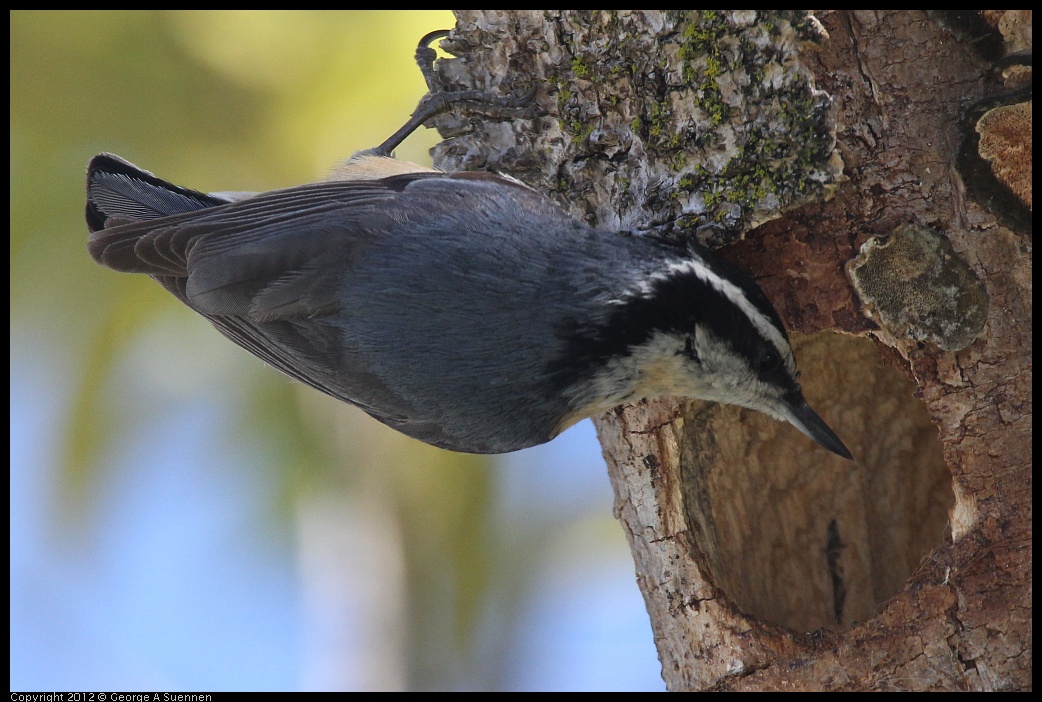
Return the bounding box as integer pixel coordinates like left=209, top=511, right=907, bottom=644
left=11, top=344, right=663, bottom=690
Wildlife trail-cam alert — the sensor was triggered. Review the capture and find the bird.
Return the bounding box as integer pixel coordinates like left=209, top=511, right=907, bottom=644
left=85, top=30, right=852, bottom=459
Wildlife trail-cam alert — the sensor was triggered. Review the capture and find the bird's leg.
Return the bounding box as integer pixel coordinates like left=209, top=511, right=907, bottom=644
left=414, top=28, right=451, bottom=92
left=372, top=29, right=541, bottom=157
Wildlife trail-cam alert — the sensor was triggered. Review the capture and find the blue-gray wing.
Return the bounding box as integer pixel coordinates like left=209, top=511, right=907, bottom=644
left=87, top=155, right=573, bottom=451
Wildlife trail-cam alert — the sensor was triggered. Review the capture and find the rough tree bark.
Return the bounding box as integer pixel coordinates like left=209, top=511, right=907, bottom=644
left=430, top=11, right=1031, bottom=691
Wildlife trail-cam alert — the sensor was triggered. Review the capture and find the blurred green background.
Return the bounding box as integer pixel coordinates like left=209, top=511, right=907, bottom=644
left=10, top=10, right=663, bottom=691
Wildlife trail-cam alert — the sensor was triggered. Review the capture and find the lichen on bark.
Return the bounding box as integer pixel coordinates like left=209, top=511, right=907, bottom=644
left=432, top=11, right=842, bottom=247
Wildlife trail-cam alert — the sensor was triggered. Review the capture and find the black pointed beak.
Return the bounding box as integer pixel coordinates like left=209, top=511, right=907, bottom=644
left=778, top=390, right=853, bottom=460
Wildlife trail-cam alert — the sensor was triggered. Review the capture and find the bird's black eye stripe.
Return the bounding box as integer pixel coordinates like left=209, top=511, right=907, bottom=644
left=756, top=347, right=781, bottom=374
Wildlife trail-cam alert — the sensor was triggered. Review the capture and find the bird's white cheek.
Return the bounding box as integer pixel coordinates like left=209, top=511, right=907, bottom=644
left=636, top=354, right=704, bottom=397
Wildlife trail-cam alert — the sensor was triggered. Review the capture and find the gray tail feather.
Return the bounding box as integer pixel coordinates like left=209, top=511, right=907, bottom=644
left=85, top=153, right=227, bottom=233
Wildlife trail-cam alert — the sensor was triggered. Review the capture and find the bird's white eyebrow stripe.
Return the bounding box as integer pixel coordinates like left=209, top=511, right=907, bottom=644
left=626, top=256, right=793, bottom=366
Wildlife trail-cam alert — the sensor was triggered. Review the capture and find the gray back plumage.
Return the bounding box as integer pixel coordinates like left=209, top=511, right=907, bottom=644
left=87, top=157, right=670, bottom=452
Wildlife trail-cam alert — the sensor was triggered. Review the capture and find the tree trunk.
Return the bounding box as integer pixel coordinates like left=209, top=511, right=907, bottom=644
left=432, top=10, right=1031, bottom=691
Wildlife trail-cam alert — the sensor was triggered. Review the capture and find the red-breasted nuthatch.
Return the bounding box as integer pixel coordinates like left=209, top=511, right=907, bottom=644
left=86, top=30, right=852, bottom=459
